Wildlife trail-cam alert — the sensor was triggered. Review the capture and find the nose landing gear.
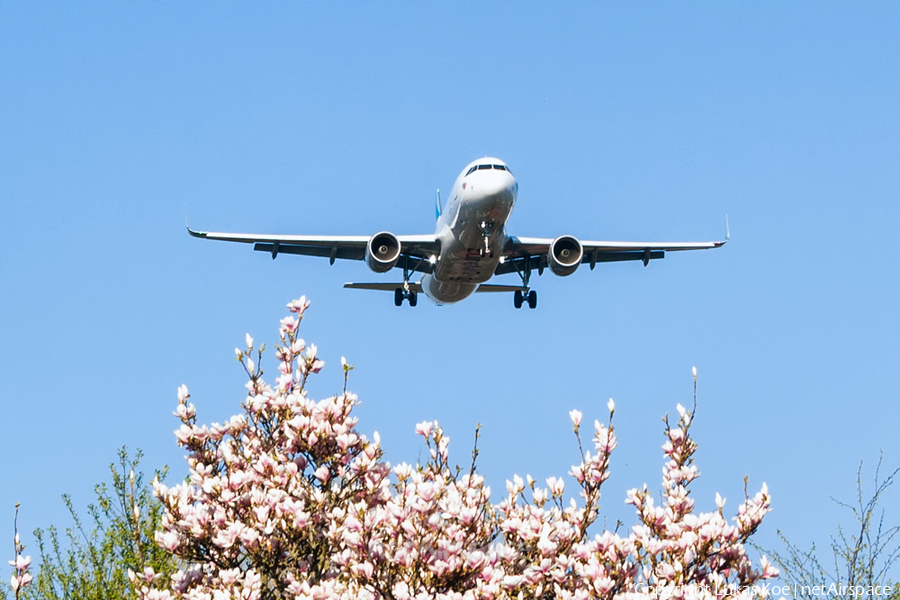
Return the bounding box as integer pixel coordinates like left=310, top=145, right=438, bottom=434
left=479, top=221, right=494, bottom=258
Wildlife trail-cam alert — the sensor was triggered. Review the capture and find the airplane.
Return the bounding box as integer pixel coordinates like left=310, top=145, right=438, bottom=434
left=188, top=157, right=727, bottom=308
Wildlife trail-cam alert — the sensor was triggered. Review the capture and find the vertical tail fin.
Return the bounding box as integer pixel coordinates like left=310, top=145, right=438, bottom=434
left=435, top=189, right=442, bottom=221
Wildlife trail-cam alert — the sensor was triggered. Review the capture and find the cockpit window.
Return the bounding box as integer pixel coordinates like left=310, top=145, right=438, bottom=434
left=465, top=163, right=513, bottom=177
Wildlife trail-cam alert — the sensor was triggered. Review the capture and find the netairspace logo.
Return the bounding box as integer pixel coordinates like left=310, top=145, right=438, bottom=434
left=636, top=583, right=896, bottom=599
left=787, top=584, right=896, bottom=598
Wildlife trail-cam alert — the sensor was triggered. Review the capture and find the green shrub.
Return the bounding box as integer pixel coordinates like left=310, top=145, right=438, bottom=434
left=13, top=448, right=177, bottom=600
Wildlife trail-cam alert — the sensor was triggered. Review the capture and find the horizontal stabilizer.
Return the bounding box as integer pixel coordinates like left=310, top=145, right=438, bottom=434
left=475, top=283, right=528, bottom=293
left=344, top=282, right=424, bottom=293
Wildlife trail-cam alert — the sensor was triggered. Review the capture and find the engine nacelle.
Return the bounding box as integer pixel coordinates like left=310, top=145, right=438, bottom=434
left=548, top=235, right=583, bottom=276
left=366, top=231, right=402, bottom=273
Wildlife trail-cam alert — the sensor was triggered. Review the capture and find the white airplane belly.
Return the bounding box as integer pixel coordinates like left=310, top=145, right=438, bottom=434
left=453, top=192, right=513, bottom=248
left=432, top=235, right=502, bottom=284
left=421, top=275, right=477, bottom=305
left=431, top=194, right=509, bottom=284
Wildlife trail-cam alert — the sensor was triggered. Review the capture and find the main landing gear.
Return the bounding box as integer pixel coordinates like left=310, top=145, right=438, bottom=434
left=512, top=255, right=537, bottom=309
left=394, top=254, right=421, bottom=307
left=394, top=287, right=417, bottom=307
left=514, top=289, right=537, bottom=310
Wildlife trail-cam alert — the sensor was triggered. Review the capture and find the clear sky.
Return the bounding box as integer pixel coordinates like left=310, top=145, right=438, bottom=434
left=2, top=2, right=898, bottom=577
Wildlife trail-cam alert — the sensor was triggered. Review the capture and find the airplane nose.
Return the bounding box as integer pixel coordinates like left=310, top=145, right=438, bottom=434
left=478, top=171, right=517, bottom=199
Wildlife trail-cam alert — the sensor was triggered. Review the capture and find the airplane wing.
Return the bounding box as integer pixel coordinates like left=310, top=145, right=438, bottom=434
left=343, top=282, right=424, bottom=293
left=343, top=282, right=528, bottom=293
left=495, top=236, right=727, bottom=275
left=188, top=227, right=440, bottom=273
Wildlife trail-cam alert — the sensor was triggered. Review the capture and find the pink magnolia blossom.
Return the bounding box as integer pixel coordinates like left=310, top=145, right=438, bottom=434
left=140, top=297, right=775, bottom=600
left=7, top=555, right=31, bottom=571
left=569, top=409, right=583, bottom=428
left=287, top=296, right=310, bottom=315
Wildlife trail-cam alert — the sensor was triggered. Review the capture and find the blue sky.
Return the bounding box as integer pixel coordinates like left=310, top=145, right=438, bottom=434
left=2, top=2, right=898, bottom=577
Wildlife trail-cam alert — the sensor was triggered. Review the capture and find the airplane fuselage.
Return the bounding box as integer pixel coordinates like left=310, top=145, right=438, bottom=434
left=421, top=157, right=518, bottom=304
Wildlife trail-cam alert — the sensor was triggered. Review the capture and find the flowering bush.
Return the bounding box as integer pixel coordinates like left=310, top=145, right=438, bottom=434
left=137, top=297, right=777, bottom=600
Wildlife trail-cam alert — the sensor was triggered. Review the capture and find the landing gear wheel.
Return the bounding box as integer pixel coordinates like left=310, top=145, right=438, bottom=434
left=394, top=288, right=403, bottom=307
left=408, top=291, right=418, bottom=307
left=513, top=290, right=523, bottom=309
left=527, top=290, right=537, bottom=309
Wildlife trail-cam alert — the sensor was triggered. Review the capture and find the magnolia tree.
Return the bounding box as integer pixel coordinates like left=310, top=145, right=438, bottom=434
left=133, top=298, right=776, bottom=600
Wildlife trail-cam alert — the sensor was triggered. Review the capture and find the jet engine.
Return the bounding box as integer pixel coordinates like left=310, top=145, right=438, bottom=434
left=547, top=235, right=583, bottom=276
left=366, top=232, right=402, bottom=273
